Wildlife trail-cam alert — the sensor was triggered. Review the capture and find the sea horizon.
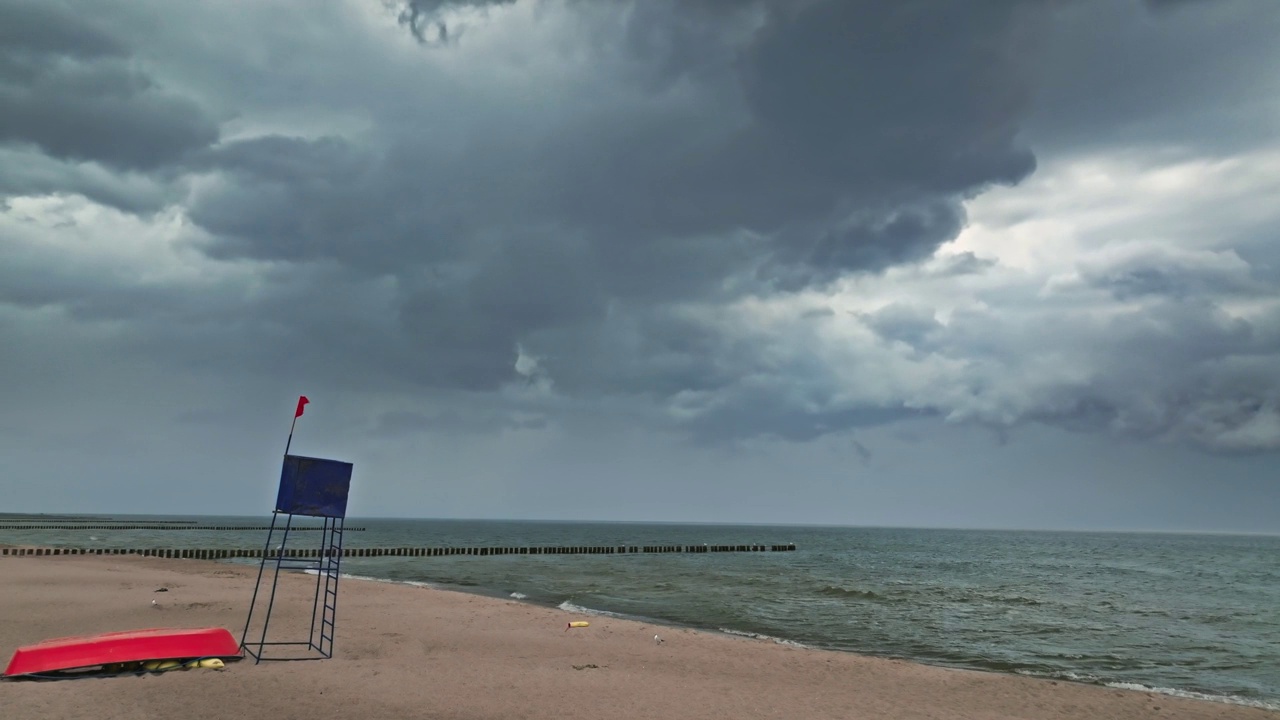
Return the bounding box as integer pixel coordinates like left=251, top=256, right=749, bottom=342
left=2, top=511, right=1277, bottom=538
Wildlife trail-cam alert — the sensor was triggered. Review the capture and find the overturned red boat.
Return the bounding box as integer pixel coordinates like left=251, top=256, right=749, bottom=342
left=3, top=627, right=241, bottom=677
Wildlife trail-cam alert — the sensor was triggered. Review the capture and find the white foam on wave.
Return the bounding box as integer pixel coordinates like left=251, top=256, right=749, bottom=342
left=301, top=568, right=416, bottom=586
left=343, top=572, right=390, bottom=583
left=1014, top=671, right=1279, bottom=709
left=557, top=600, right=627, bottom=619
left=1015, top=669, right=1097, bottom=681
left=510, top=592, right=528, bottom=600
left=718, top=628, right=811, bottom=649
left=1104, top=682, right=1280, bottom=711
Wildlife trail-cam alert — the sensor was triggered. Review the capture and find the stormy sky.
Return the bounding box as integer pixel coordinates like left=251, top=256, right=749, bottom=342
left=2, top=0, right=1278, bottom=532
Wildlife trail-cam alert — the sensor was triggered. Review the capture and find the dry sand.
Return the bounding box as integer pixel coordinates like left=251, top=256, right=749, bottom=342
left=0, top=554, right=1274, bottom=720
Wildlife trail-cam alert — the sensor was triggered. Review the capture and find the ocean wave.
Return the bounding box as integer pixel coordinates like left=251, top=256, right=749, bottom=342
left=1013, top=669, right=1280, bottom=711
left=1104, top=682, right=1280, bottom=711
left=301, top=569, right=399, bottom=584
left=299, top=568, right=437, bottom=590
left=510, top=592, right=528, bottom=600
left=991, top=595, right=1045, bottom=607
left=557, top=600, right=628, bottom=619
left=956, top=592, right=1045, bottom=607
left=423, top=576, right=480, bottom=587
left=816, top=585, right=885, bottom=601
left=1020, top=626, right=1067, bottom=636
left=718, top=628, right=811, bottom=649
left=1014, top=668, right=1103, bottom=683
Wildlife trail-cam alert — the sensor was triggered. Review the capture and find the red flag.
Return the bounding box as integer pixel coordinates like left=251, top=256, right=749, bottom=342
left=295, top=396, right=310, bottom=418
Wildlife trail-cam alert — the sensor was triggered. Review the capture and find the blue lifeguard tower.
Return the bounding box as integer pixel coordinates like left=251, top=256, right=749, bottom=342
left=240, top=453, right=354, bottom=663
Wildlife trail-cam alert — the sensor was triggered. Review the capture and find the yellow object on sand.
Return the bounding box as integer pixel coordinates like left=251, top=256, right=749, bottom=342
left=566, top=621, right=590, bottom=631
left=137, top=657, right=224, bottom=672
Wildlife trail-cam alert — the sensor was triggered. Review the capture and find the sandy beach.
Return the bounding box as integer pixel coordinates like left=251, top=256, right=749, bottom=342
left=0, top=554, right=1274, bottom=720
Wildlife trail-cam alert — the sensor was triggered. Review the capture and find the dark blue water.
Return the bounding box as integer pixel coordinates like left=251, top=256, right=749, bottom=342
left=4, top=517, right=1277, bottom=709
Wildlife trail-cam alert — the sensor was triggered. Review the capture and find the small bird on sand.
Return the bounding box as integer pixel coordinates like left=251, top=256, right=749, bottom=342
left=653, top=634, right=663, bottom=644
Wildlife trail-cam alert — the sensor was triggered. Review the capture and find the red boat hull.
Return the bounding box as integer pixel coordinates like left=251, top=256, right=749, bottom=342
left=3, top=627, right=241, bottom=677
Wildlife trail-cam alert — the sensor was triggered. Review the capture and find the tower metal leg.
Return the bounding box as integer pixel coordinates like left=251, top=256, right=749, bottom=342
left=239, top=511, right=344, bottom=662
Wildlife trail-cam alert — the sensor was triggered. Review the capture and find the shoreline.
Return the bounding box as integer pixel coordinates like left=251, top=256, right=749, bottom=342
left=323, top=565, right=1280, bottom=713
left=3, top=549, right=1277, bottom=714
left=3, top=554, right=1278, bottom=719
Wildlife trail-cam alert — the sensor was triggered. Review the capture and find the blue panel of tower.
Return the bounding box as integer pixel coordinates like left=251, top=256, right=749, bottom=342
left=275, top=454, right=354, bottom=518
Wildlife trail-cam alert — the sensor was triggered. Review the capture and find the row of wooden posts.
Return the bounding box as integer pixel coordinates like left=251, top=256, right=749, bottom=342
left=0, top=519, right=199, bottom=525
left=1, top=544, right=796, bottom=559
left=0, top=525, right=364, bottom=531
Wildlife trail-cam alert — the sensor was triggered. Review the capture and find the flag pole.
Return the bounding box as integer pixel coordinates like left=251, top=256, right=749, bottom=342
left=285, top=396, right=309, bottom=457
left=284, top=415, right=299, bottom=457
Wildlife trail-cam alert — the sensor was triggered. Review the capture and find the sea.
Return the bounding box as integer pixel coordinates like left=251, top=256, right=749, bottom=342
left=2, top=516, right=1277, bottom=710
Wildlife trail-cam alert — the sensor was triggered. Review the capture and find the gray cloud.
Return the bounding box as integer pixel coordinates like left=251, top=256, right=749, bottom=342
left=764, top=201, right=969, bottom=289
left=1070, top=245, right=1267, bottom=300
left=0, top=147, right=175, bottom=212
left=860, top=303, right=945, bottom=351
left=162, top=0, right=1045, bottom=406
left=1142, top=0, right=1210, bottom=11
left=926, top=251, right=997, bottom=278
left=395, top=0, right=518, bottom=45
left=0, top=1, right=126, bottom=59
left=193, top=0, right=1038, bottom=268
left=374, top=407, right=546, bottom=436
left=845, top=292, right=1280, bottom=453
left=0, top=0, right=1277, bottom=466
left=1023, top=0, right=1280, bottom=154
left=0, top=1, right=218, bottom=171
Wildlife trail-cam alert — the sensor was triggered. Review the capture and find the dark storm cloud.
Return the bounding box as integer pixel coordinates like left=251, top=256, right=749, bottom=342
left=3, top=0, right=1278, bottom=456
left=194, top=0, right=1038, bottom=271
left=543, top=0, right=1038, bottom=281
left=0, top=1, right=125, bottom=59
left=0, top=0, right=218, bottom=170
left=394, top=0, right=517, bottom=44
left=167, top=0, right=1046, bottom=408
left=763, top=201, right=968, bottom=289
left=188, top=136, right=389, bottom=267
left=1022, top=0, right=1280, bottom=153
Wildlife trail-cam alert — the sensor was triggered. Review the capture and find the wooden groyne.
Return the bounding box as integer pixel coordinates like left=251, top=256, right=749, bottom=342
left=0, top=519, right=199, bottom=525
left=1, top=544, right=796, bottom=559
left=0, top=525, right=366, bottom=531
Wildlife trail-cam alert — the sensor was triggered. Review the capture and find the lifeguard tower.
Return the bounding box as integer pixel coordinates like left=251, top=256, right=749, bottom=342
left=240, top=453, right=354, bottom=663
